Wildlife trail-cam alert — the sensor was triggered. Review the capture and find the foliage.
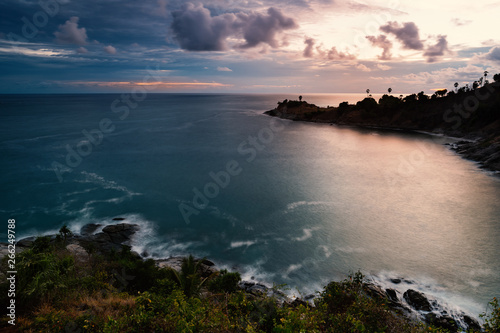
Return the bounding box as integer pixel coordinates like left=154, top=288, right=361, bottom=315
left=167, top=254, right=210, bottom=298
left=480, top=297, right=500, bottom=332
left=6, top=238, right=499, bottom=333
left=208, top=269, right=241, bottom=293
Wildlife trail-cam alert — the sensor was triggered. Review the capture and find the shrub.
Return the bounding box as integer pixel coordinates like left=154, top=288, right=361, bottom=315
left=208, top=269, right=241, bottom=293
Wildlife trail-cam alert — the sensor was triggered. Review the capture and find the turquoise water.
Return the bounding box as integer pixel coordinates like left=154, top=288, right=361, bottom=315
left=1, top=93, right=499, bottom=319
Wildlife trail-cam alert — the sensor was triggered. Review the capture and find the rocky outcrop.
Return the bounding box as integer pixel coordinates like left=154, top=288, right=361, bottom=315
left=425, top=313, right=458, bottom=332
left=403, top=289, right=432, bottom=311
left=266, top=83, right=500, bottom=172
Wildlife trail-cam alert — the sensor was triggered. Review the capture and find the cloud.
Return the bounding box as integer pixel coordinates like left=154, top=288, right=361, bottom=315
left=305, top=37, right=356, bottom=60
left=484, top=46, right=500, bottom=62
left=76, top=47, right=88, bottom=54
left=377, top=64, right=391, bottom=71
left=170, top=3, right=297, bottom=51
left=380, top=21, right=423, bottom=50
left=236, top=7, right=298, bottom=49
left=451, top=18, right=472, bottom=26
left=303, top=37, right=315, bottom=57
left=103, top=45, right=117, bottom=54
left=54, top=17, right=88, bottom=45
left=217, top=66, right=232, bottom=71
left=423, top=35, right=449, bottom=63
left=356, top=64, right=371, bottom=72
left=366, top=35, right=392, bottom=60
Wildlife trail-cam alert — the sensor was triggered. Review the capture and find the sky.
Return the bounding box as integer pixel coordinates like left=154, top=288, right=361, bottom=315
left=0, top=0, right=499, bottom=94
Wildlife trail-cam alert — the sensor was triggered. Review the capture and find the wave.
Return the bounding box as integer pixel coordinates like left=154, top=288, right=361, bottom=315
left=286, top=201, right=330, bottom=211
left=369, top=270, right=484, bottom=327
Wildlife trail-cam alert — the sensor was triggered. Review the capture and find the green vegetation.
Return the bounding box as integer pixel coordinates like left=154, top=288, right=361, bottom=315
left=1, top=236, right=498, bottom=332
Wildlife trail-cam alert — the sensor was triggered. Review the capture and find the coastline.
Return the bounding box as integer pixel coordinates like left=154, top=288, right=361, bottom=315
left=4, top=220, right=486, bottom=332
left=264, top=84, right=500, bottom=173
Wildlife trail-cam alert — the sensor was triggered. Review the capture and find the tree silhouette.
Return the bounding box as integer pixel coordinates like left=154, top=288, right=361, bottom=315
left=454, top=82, right=459, bottom=92
left=388, top=88, right=392, bottom=94
left=299, top=95, right=303, bottom=102
left=473, top=81, right=479, bottom=90
left=494, top=73, right=500, bottom=82
left=484, top=71, right=488, bottom=84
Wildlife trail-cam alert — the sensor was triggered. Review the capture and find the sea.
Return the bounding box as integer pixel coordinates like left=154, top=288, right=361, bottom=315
left=1, top=93, right=499, bottom=324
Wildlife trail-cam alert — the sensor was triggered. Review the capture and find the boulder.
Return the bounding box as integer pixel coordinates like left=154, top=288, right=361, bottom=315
left=425, top=313, right=458, bottom=332
left=66, top=244, right=88, bottom=262
left=403, top=289, right=432, bottom=311
left=463, top=315, right=481, bottom=331
left=16, top=236, right=36, bottom=247
left=112, top=217, right=126, bottom=221
left=385, top=289, right=399, bottom=303
left=80, top=223, right=102, bottom=236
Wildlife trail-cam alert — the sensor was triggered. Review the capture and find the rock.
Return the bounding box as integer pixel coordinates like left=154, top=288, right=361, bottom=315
left=425, top=313, right=458, bottom=332
left=390, top=278, right=402, bottom=284
left=289, top=298, right=308, bottom=308
left=463, top=315, right=481, bottom=331
left=112, top=217, right=126, bottom=221
left=17, top=236, right=36, bottom=247
left=156, top=257, right=184, bottom=271
left=66, top=244, right=88, bottom=261
left=403, top=289, right=432, bottom=311
left=365, top=283, right=386, bottom=300
left=80, top=223, right=102, bottom=236
left=101, top=223, right=140, bottom=245
left=202, top=259, right=215, bottom=266
left=385, top=289, right=399, bottom=303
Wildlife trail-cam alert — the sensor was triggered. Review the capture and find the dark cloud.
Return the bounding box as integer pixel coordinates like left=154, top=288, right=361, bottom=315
left=303, top=37, right=315, bottom=57
left=485, top=46, right=500, bottom=62
left=423, top=35, right=449, bottom=63
left=171, top=3, right=236, bottom=51
left=366, top=35, right=392, bottom=60
left=171, top=3, right=297, bottom=51
left=237, top=7, right=298, bottom=48
left=380, top=21, right=423, bottom=50
left=54, top=16, right=88, bottom=45
left=303, top=37, right=356, bottom=60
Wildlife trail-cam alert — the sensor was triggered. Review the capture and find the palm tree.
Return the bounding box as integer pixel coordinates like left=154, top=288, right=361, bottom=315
left=388, top=88, right=392, bottom=94
left=484, top=71, right=488, bottom=84
left=366, top=89, right=370, bottom=96
left=59, top=225, right=72, bottom=246
left=454, top=82, right=459, bottom=92
left=167, top=255, right=210, bottom=298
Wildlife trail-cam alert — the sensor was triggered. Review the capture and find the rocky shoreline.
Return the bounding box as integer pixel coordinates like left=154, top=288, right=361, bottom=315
left=3, top=220, right=484, bottom=332
left=264, top=84, right=500, bottom=173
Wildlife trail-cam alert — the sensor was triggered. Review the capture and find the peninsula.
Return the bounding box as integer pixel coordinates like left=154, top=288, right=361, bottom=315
left=265, top=80, right=500, bottom=172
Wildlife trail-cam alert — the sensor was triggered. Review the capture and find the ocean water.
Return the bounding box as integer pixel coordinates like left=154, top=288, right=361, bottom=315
left=1, top=93, right=499, bottom=321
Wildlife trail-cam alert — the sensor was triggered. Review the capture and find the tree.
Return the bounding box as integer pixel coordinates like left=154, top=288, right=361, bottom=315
left=59, top=225, right=72, bottom=246
left=388, top=87, right=392, bottom=94
left=366, top=89, right=370, bottom=96
left=473, top=81, right=479, bottom=90
left=417, top=91, right=429, bottom=101
left=494, top=73, right=500, bottom=83
left=484, top=71, right=488, bottom=84
left=454, top=82, right=459, bottom=92
left=166, top=255, right=210, bottom=298
left=299, top=95, right=303, bottom=102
